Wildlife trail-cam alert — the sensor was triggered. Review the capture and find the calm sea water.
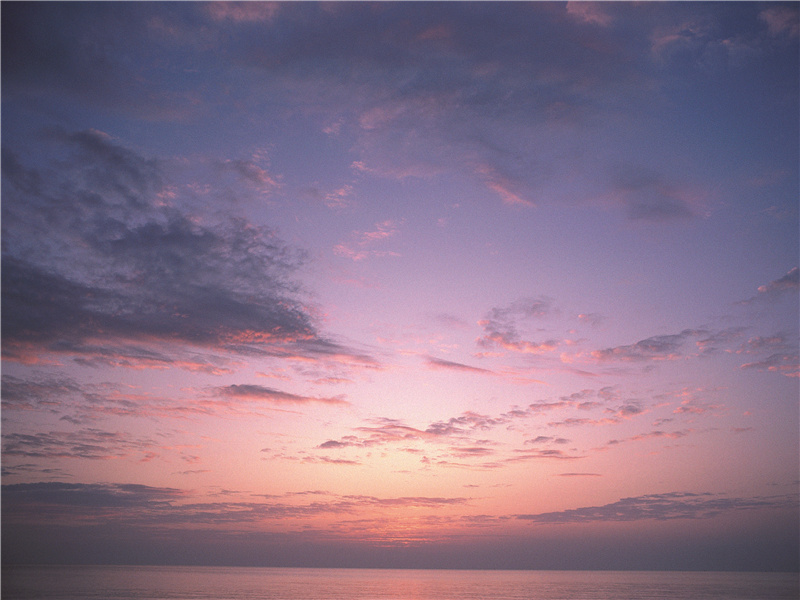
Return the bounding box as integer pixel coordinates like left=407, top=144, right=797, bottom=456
left=2, top=565, right=798, bottom=600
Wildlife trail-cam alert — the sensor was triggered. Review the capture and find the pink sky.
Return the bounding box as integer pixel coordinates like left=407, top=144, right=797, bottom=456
left=2, top=1, right=798, bottom=570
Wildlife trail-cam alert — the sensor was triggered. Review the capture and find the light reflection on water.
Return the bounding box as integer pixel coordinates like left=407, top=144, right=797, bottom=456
left=3, top=565, right=798, bottom=600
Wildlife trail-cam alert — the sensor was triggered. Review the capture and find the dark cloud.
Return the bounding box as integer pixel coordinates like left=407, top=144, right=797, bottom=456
left=317, top=440, right=353, bottom=450
left=5, top=2, right=793, bottom=224
left=217, top=384, right=348, bottom=406
left=610, top=165, right=698, bottom=222
left=526, top=436, right=571, bottom=445
left=1, top=374, right=85, bottom=412
left=1, top=3, right=204, bottom=120
left=506, top=448, right=584, bottom=462
left=516, top=491, right=798, bottom=524
left=591, top=329, right=706, bottom=362
left=3, top=481, right=183, bottom=511
left=448, top=446, right=495, bottom=459
left=425, top=356, right=494, bottom=374
left=477, top=297, right=560, bottom=354
left=2, top=481, right=469, bottom=530
left=1, top=130, right=368, bottom=369
left=2, top=428, right=160, bottom=461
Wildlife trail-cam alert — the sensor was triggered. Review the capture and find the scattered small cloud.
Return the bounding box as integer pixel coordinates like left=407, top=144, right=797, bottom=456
left=333, top=220, right=402, bottom=261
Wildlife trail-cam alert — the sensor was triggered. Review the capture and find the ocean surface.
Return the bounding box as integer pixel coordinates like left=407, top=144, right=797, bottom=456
left=2, top=565, right=798, bottom=600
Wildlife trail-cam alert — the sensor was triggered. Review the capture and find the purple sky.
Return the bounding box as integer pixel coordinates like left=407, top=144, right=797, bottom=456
left=2, top=1, right=798, bottom=570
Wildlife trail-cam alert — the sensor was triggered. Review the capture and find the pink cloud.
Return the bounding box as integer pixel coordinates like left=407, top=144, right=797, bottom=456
left=566, top=2, right=613, bottom=27
left=759, top=6, right=800, bottom=38
left=205, top=2, right=280, bottom=23
left=740, top=353, right=800, bottom=378
left=758, top=267, right=799, bottom=294
left=605, top=429, right=692, bottom=448
left=334, top=220, right=402, bottom=261
left=475, top=164, right=533, bottom=207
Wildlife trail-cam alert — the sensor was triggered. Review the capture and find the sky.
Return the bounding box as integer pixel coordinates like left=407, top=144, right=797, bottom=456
left=1, top=1, right=798, bottom=571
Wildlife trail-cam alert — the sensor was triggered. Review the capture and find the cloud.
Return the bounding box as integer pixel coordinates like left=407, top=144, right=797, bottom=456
left=1, top=374, right=86, bottom=412
left=448, top=446, right=495, bottom=459
left=430, top=313, right=470, bottom=330
left=2, top=130, right=375, bottom=370
left=516, top=491, right=797, bottom=524
left=2, top=428, right=161, bottom=461
left=590, top=329, right=705, bottom=363
left=740, top=353, right=799, bottom=378
left=425, top=356, right=494, bottom=375
left=733, top=331, right=799, bottom=377
left=1, top=3, right=203, bottom=120
left=650, top=17, right=716, bottom=63
left=319, top=410, right=513, bottom=452
left=506, top=448, right=585, bottom=462
left=695, top=327, right=746, bottom=354
left=3, top=482, right=184, bottom=511
left=205, top=1, right=280, bottom=24
left=609, top=165, right=700, bottom=222
left=526, top=436, right=570, bottom=445
left=673, top=398, right=721, bottom=415
left=215, top=157, right=280, bottom=190
left=333, top=220, right=402, bottom=261
left=577, top=313, right=604, bottom=327
left=317, top=439, right=355, bottom=450
left=605, top=429, right=692, bottom=448
left=2, top=481, right=469, bottom=530
left=565, top=2, right=613, bottom=28
left=217, top=384, right=349, bottom=406
left=759, top=6, right=800, bottom=39
left=477, top=298, right=560, bottom=354
left=474, top=163, right=533, bottom=207
left=757, top=267, right=799, bottom=294
left=214, top=2, right=677, bottom=217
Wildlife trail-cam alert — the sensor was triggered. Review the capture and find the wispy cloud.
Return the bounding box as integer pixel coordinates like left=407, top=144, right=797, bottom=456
left=565, top=2, right=613, bottom=28
left=759, top=6, right=800, bottom=39
left=424, top=356, right=494, bottom=375
left=205, top=1, right=280, bottom=24
left=333, top=220, right=402, bottom=261
left=605, top=429, right=692, bottom=449
left=516, top=491, right=798, bottom=524
left=758, top=267, right=799, bottom=295
left=2, top=428, right=162, bottom=461
left=217, top=384, right=349, bottom=406
left=3, top=481, right=470, bottom=530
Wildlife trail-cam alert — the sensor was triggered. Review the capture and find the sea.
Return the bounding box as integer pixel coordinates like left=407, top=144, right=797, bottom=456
left=2, top=565, right=798, bottom=600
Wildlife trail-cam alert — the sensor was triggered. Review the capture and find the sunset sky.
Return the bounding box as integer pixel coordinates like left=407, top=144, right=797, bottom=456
left=2, top=1, right=798, bottom=570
